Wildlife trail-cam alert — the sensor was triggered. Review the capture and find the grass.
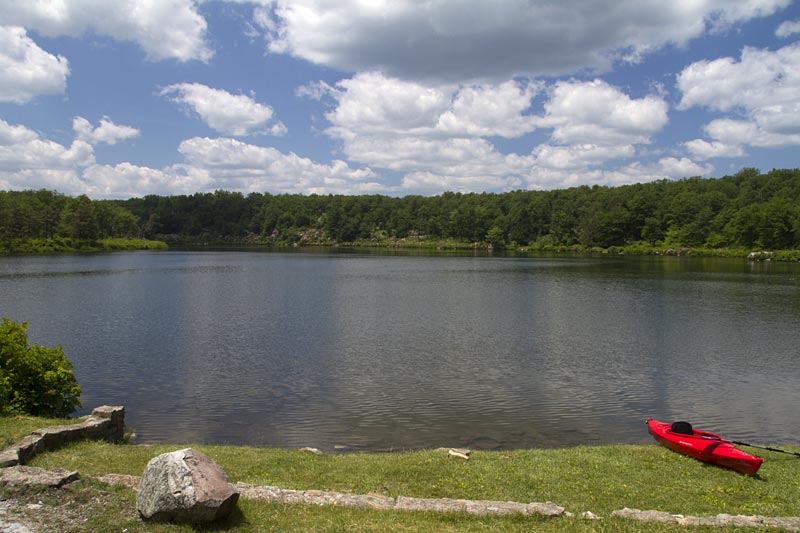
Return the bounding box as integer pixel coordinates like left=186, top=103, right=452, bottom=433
left=0, top=237, right=167, bottom=254
left=3, top=415, right=799, bottom=531
left=0, top=413, right=84, bottom=447
left=27, top=441, right=800, bottom=517
left=0, top=482, right=725, bottom=532
left=97, top=238, right=168, bottom=250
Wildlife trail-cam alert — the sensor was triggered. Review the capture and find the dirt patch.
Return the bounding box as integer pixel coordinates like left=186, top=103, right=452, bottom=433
left=0, top=481, right=137, bottom=533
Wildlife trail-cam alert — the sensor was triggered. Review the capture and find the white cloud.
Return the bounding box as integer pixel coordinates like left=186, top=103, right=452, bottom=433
left=678, top=42, right=800, bottom=156
left=526, top=81, right=672, bottom=186
left=533, top=144, right=636, bottom=170
left=81, top=163, right=213, bottom=198
left=318, top=73, right=543, bottom=141
left=677, top=43, right=800, bottom=113
left=0, top=0, right=211, bottom=62
left=400, top=171, right=523, bottom=194
left=527, top=157, right=714, bottom=190
left=436, top=81, right=542, bottom=138
left=0, top=118, right=95, bottom=193
left=0, top=26, right=69, bottom=103
left=319, top=72, right=451, bottom=136
left=0, top=117, right=384, bottom=197
left=257, top=0, right=791, bottom=82
left=537, top=79, right=668, bottom=146
left=0, top=119, right=94, bottom=172
left=177, top=137, right=381, bottom=194
left=684, top=139, right=747, bottom=160
left=73, top=116, right=140, bottom=145
left=161, top=83, right=286, bottom=136
left=776, top=19, right=800, bottom=37
left=0, top=118, right=39, bottom=145
left=310, top=71, right=674, bottom=193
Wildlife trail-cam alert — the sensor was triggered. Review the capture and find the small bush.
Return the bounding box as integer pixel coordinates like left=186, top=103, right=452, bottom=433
left=0, top=318, right=81, bottom=418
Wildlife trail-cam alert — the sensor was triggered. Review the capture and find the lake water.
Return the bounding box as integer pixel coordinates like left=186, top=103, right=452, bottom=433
left=1, top=249, right=799, bottom=451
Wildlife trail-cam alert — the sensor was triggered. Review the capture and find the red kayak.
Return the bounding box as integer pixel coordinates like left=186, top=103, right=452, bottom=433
left=647, top=419, right=763, bottom=475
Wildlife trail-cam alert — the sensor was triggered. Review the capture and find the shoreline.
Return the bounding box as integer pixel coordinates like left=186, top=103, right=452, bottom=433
left=3, top=413, right=800, bottom=530
left=4, top=238, right=800, bottom=262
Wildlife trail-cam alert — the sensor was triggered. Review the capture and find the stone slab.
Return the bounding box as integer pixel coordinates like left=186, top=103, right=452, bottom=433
left=0, top=466, right=79, bottom=488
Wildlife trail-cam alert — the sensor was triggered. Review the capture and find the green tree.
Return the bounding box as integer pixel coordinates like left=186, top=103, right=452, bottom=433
left=0, top=319, right=81, bottom=417
left=486, top=224, right=506, bottom=248
left=59, top=194, right=99, bottom=241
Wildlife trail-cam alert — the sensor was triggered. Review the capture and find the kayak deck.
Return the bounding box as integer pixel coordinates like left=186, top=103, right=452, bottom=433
left=647, top=419, right=763, bottom=475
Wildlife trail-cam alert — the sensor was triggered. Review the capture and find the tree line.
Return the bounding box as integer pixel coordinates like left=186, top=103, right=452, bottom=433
left=2, top=167, right=800, bottom=251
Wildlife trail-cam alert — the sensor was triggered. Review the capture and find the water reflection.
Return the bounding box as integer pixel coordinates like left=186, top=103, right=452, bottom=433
left=1, top=250, right=798, bottom=449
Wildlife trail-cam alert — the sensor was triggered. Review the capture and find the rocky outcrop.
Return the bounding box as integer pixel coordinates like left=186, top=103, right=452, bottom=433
left=236, top=483, right=565, bottom=518
left=0, top=406, right=125, bottom=468
left=136, top=448, right=239, bottom=524
left=0, top=466, right=79, bottom=488
left=93, top=475, right=800, bottom=529
left=394, top=496, right=564, bottom=517
left=611, top=508, right=800, bottom=531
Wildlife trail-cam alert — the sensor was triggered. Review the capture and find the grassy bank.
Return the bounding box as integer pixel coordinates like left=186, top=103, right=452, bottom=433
left=0, top=237, right=167, bottom=255
left=3, top=416, right=799, bottom=531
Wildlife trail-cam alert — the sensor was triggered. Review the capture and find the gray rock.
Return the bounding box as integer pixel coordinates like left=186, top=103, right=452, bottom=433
left=611, top=508, right=680, bottom=524
left=0, top=405, right=125, bottom=468
left=0, top=520, right=34, bottom=533
left=395, top=495, right=564, bottom=517
left=0, top=466, right=79, bottom=488
left=136, top=448, right=239, bottom=523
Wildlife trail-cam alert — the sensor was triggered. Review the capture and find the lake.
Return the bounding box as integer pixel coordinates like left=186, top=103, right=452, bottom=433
left=1, top=249, right=799, bottom=451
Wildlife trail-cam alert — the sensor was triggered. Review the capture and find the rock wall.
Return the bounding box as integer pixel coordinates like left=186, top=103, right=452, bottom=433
left=0, top=406, right=124, bottom=468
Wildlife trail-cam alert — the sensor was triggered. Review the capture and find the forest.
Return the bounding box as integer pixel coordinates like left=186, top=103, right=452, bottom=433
left=1, top=167, right=799, bottom=254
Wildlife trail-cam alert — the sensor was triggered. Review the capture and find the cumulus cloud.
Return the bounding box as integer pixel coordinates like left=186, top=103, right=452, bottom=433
left=0, top=118, right=95, bottom=192
left=775, top=19, right=800, bottom=37
left=177, top=137, right=381, bottom=194
left=306, top=72, right=542, bottom=191
left=0, top=116, right=383, bottom=197
left=73, top=116, right=140, bottom=145
left=0, top=0, right=211, bottom=62
left=314, top=72, right=541, bottom=139
left=0, top=119, right=94, bottom=171
left=81, top=163, right=214, bottom=198
left=161, top=83, right=287, bottom=136
left=684, top=139, right=747, bottom=160
left=537, top=79, right=668, bottom=146
left=436, top=81, right=542, bottom=138
left=0, top=26, right=69, bottom=103
left=678, top=42, right=800, bottom=157
left=256, top=0, right=790, bottom=82
left=528, top=157, right=713, bottom=190
left=306, top=71, right=675, bottom=192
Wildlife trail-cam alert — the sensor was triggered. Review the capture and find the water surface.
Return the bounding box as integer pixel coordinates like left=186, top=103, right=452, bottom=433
left=1, top=250, right=798, bottom=450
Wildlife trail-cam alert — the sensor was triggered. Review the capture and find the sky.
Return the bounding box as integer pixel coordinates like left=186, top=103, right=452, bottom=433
left=1, top=1, right=799, bottom=199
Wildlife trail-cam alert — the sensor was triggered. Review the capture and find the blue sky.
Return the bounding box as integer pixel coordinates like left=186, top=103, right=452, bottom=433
left=1, top=1, right=799, bottom=199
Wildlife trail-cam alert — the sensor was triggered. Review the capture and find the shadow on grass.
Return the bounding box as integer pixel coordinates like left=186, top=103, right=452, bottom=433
left=185, top=506, right=249, bottom=531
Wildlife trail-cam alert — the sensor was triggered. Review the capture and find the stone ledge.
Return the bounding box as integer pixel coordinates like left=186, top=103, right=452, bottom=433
left=612, top=507, right=800, bottom=531
left=235, top=483, right=565, bottom=518
left=96, top=476, right=800, bottom=529
left=0, top=466, right=79, bottom=488
left=0, top=406, right=124, bottom=468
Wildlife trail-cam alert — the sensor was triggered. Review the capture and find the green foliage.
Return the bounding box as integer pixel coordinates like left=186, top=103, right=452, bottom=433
left=0, top=189, right=152, bottom=253
left=0, top=319, right=81, bottom=417
left=98, top=238, right=168, bottom=250
left=4, top=167, right=800, bottom=253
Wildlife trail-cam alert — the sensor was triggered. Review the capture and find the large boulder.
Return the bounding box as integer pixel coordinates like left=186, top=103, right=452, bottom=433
left=136, top=448, right=239, bottom=523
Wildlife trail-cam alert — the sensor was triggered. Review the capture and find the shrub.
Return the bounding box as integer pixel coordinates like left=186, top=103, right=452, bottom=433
left=0, top=318, right=81, bottom=417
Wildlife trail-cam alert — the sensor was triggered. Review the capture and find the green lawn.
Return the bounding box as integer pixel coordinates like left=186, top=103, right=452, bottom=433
left=0, top=414, right=84, bottom=448
left=3, top=415, right=799, bottom=531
